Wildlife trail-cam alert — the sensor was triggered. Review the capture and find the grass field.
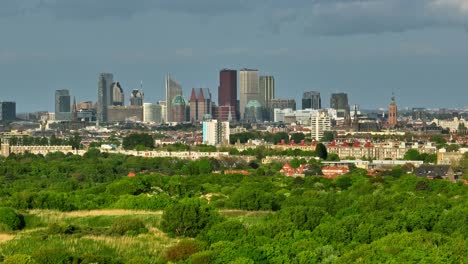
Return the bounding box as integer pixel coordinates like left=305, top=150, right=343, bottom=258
left=0, top=209, right=272, bottom=263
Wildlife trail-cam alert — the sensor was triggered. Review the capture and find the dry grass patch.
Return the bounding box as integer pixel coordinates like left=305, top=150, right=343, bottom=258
left=0, top=234, right=15, bottom=244
left=61, top=209, right=163, bottom=217
left=28, top=209, right=162, bottom=221
left=83, top=234, right=177, bottom=256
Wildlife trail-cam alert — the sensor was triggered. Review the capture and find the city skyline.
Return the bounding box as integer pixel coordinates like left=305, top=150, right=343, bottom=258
left=4, top=68, right=468, bottom=114
left=1, top=1, right=468, bottom=112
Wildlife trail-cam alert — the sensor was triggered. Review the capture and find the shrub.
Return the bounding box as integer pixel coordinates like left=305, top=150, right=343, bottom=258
left=204, top=220, right=245, bottom=243
left=165, top=240, right=202, bottom=262
left=0, top=207, right=25, bottom=231
left=77, top=253, right=116, bottom=264
left=108, top=218, right=147, bottom=236
left=47, top=223, right=78, bottom=235
left=31, top=248, right=74, bottom=264
left=161, top=198, right=222, bottom=237
left=190, top=250, right=214, bottom=264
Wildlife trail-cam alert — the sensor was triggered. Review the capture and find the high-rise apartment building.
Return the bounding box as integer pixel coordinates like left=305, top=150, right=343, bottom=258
left=202, top=120, right=230, bottom=146
left=239, top=69, right=260, bottom=119
left=189, top=88, right=212, bottom=122
left=165, top=75, right=182, bottom=122
left=97, top=73, right=114, bottom=122
left=218, top=69, right=237, bottom=120
left=302, top=91, right=321, bottom=109
left=311, top=111, right=331, bottom=141
left=130, top=89, right=144, bottom=106
left=259, top=75, right=275, bottom=108
left=0, top=102, right=16, bottom=121
left=55, top=89, right=71, bottom=121
left=111, top=82, right=124, bottom=106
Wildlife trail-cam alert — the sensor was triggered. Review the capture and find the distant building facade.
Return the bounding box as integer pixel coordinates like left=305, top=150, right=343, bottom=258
left=189, top=88, right=213, bottom=122
left=158, top=100, right=167, bottom=123
left=203, top=120, right=230, bottom=146
left=388, top=95, right=398, bottom=127
left=219, top=69, right=237, bottom=120
left=270, top=99, right=296, bottom=111
left=311, top=111, right=331, bottom=140
left=171, top=95, right=186, bottom=123
left=216, top=105, right=235, bottom=122
left=244, top=100, right=264, bottom=123
left=165, top=75, right=183, bottom=122
left=269, top=98, right=296, bottom=121
left=143, top=103, right=162, bottom=123
left=330, top=93, right=350, bottom=119
left=107, top=106, right=143, bottom=122
left=239, top=69, right=260, bottom=119
left=259, top=75, right=275, bottom=108
left=111, top=82, right=124, bottom=106
left=55, top=89, right=71, bottom=121
left=130, top=89, right=144, bottom=106
left=0, top=102, right=16, bottom=121
left=97, top=73, right=114, bottom=122
left=302, top=91, right=321, bottom=110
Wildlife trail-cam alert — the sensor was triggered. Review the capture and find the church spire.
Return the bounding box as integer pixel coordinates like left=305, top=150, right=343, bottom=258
left=72, top=97, right=78, bottom=121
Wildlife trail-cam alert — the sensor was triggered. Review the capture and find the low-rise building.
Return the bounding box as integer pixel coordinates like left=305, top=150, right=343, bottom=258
left=437, top=148, right=468, bottom=166
left=1, top=143, right=78, bottom=157
left=322, top=166, right=349, bottom=179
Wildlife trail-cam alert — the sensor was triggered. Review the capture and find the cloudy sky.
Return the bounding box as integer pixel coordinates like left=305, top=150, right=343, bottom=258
left=1, top=0, right=468, bottom=112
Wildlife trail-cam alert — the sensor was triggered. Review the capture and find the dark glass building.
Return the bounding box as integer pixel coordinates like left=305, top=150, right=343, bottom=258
left=302, top=91, right=321, bottom=110
left=330, top=93, right=350, bottom=119
left=97, top=73, right=114, bottom=122
left=55, top=89, right=71, bottom=121
left=0, top=102, right=16, bottom=121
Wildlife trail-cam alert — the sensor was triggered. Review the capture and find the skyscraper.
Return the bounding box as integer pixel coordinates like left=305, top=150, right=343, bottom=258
left=97, top=73, right=114, bottom=122
left=302, top=91, right=321, bottom=109
left=171, top=95, right=186, bottom=123
left=239, top=69, right=259, bottom=119
left=130, top=89, right=144, bottom=106
left=330, top=93, right=350, bottom=119
left=111, top=82, right=124, bottom=106
left=218, top=69, right=237, bottom=120
left=0, top=102, right=16, bottom=121
left=165, top=75, right=182, bottom=122
left=55, top=89, right=71, bottom=121
left=189, top=88, right=212, bottom=122
left=259, top=75, right=275, bottom=108
left=388, top=95, right=398, bottom=127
